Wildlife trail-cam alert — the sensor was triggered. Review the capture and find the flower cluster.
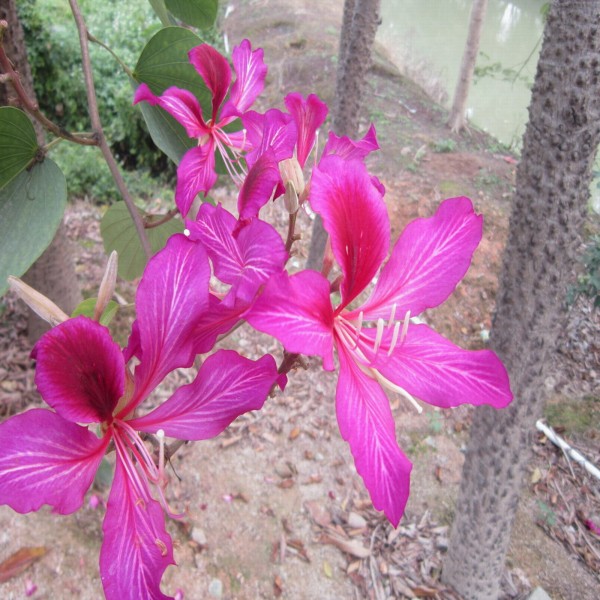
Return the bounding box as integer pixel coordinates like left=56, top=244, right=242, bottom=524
left=0, top=38, right=512, bottom=599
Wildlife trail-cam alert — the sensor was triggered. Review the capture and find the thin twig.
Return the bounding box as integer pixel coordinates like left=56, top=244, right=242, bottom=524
left=0, top=20, right=97, bottom=146
left=67, top=1, right=152, bottom=260
left=144, top=208, right=179, bottom=229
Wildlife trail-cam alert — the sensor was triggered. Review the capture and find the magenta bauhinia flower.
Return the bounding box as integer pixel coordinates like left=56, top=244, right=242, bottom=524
left=0, top=235, right=279, bottom=599
left=246, top=155, right=512, bottom=526
left=134, top=39, right=267, bottom=216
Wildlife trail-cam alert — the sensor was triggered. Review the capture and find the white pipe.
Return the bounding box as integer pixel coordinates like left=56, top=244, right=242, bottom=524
left=536, top=420, right=600, bottom=482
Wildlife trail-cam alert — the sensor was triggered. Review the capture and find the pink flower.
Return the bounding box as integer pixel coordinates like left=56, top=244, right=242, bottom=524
left=246, top=156, right=512, bottom=525
left=134, top=40, right=267, bottom=216
left=0, top=235, right=279, bottom=599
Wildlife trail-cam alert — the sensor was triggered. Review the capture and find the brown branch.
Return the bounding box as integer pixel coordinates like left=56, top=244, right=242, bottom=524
left=67, top=1, right=152, bottom=260
left=144, top=208, right=179, bottom=229
left=0, top=20, right=97, bottom=146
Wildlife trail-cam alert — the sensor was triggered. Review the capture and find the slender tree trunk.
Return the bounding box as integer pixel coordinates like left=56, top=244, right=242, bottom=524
left=306, top=0, right=381, bottom=270
left=1, top=0, right=81, bottom=341
left=447, top=0, right=487, bottom=133
left=442, top=1, right=600, bottom=597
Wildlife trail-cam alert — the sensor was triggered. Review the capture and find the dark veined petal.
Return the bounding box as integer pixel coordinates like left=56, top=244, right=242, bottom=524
left=245, top=270, right=336, bottom=370
left=373, top=323, right=513, bottom=409
left=189, top=203, right=287, bottom=306
left=0, top=409, right=108, bottom=514
left=125, top=234, right=210, bottom=414
left=356, top=197, right=483, bottom=320
left=130, top=350, right=278, bottom=439
left=32, top=315, right=124, bottom=423
left=220, top=39, right=268, bottom=120
left=336, top=346, right=412, bottom=527
left=100, top=449, right=174, bottom=600
left=284, top=92, right=328, bottom=167
left=237, top=148, right=282, bottom=221
left=175, top=145, right=217, bottom=217
left=188, top=44, right=231, bottom=121
left=322, top=124, right=379, bottom=162
left=133, top=83, right=208, bottom=139
left=310, top=155, right=389, bottom=309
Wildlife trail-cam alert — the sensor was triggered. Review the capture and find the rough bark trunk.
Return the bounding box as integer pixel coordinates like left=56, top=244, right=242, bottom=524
left=306, top=0, right=381, bottom=270
left=1, top=0, right=81, bottom=341
left=447, top=0, right=488, bottom=133
left=442, top=1, right=600, bottom=597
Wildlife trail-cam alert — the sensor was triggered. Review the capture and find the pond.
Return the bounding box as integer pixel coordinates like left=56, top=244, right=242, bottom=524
left=377, top=0, right=547, bottom=149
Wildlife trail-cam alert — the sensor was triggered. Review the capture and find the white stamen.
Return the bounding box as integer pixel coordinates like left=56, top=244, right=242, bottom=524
left=387, top=321, right=401, bottom=356
left=388, top=302, right=397, bottom=329
left=373, top=318, right=385, bottom=354
left=370, top=368, right=423, bottom=414
left=400, top=310, right=411, bottom=344
left=353, top=310, right=364, bottom=348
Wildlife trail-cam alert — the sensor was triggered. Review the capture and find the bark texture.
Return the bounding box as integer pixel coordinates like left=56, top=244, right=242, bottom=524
left=306, top=0, right=380, bottom=270
left=442, top=1, right=600, bottom=597
left=447, top=0, right=488, bottom=133
left=1, top=0, right=81, bottom=340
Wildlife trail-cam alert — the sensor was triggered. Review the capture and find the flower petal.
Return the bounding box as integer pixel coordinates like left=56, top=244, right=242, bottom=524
left=0, top=409, right=108, bottom=514
left=130, top=351, right=278, bottom=439
left=188, top=44, right=231, bottom=120
left=246, top=270, right=335, bottom=370
left=310, top=155, right=389, bottom=309
left=189, top=204, right=287, bottom=306
left=100, top=450, right=174, bottom=600
left=32, top=316, right=124, bottom=423
left=237, top=148, right=282, bottom=221
left=133, top=83, right=209, bottom=139
left=284, top=92, right=328, bottom=167
left=175, top=145, right=217, bottom=216
left=242, top=108, right=296, bottom=169
left=374, top=323, right=513, bottom=409
left=322, top=124, right=379, bottom=161
left=220, top=39, right=267, bottom=120
left=336, top=347, right=412, bottom=527
left=127, top=234, right=210, bottom=414
left=358, top=197, right=483, bottom=320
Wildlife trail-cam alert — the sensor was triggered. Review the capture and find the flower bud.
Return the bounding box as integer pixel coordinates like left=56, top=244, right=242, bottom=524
left=279, top=157, right=305, bottom=199
left=283, top=180, right=299, bottom=215
left=95, top=251, right=118, bottom=321
left=7, top=276, right=69, bottom=327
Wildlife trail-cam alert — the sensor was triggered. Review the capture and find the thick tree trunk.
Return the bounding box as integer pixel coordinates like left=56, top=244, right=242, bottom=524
left=306, top=0, right=380, bottom=270
left=447, top=0, right=487, bottom=133
left=1, top=0, right=81, bottom=341
left=442, top=1, right=600, bottom=597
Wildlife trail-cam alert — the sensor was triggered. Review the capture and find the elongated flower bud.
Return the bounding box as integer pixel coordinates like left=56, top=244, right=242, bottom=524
left=7, top=276, right=69, bottom=327
left=95, top=251, right=118, bottom=321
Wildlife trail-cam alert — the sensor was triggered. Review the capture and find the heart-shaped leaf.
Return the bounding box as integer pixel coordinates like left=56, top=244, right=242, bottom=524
left=165, top=0, right=218, bottom=29
left=0, top=107, right=39, bottom=190
left=100, top=202, right=184, bottom=280
left=0, top=158, right=67, bottom=296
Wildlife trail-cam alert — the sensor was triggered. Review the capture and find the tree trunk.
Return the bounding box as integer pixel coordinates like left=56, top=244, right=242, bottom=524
left=306, top=0, right=381, bottom=270
left=447, top=0, right=487, bottom=133
left=442, top=1, right=600, bottom=597
left=1, top=0, right=81, bottom=341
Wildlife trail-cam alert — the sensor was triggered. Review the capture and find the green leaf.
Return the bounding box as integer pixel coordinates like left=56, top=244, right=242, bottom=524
left=147, top=0, right=174, bottom=26
left=100, top=202, right=184, bottom=280
left=133, top=27, right=211, bottom=163
left=71, top=298, right=120, bottom=327
left=165, top=0, right=218, bottom=29
left=0, top=107, right=39, bottom=190
left=0, top=158, right=67, bottom=296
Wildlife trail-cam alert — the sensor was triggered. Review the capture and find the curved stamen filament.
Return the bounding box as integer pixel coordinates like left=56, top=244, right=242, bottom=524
left=368, top=366, right=423, bottom=414
left=373, top=318, right=385, bottom=354
left=388, top=303, right=397, bottom=329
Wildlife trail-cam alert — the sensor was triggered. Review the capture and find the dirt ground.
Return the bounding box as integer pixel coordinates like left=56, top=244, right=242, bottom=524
left=1, top=0, right=599, bottom=598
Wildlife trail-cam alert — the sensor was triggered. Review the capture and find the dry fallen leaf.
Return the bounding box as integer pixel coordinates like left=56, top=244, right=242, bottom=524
left=321, top=532, right=371, bottom=558
left=323, top=560, right=333, bottom=578
left=0, top=547, right=48, bottom=583
left=288, top=427, right=301, bottom=440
